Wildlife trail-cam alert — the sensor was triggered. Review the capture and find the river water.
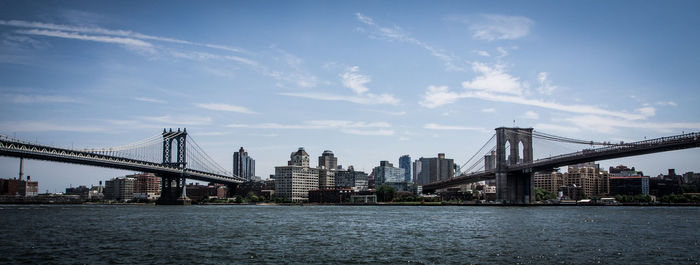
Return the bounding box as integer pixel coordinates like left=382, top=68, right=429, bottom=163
left=0, top=205, right=698, bottom=264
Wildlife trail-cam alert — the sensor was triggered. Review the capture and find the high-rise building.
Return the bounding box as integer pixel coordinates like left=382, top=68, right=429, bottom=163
left=412, top=159, right=422, bottom=184
left=233, top=147, right=256, bottom=181
left=318, top=150, right=338, bottom=170
left=275, top=147, right=319, bottom=202
left=335, top=167, right=369, bottom=191
left=104, top=176, right=135, bottom=201
left=415, top=154, right=455, bottom=185
left=372, top=161, right=405, bottom=187
left=399, top=155, right=411, bottom=183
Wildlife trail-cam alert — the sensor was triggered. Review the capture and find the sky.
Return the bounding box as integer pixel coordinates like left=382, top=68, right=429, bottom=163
left=1, top=0, right=700, bottom=192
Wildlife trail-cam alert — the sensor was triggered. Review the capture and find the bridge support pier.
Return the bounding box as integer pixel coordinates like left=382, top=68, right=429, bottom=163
left=227, top=183, right=238, bottom=198
left=156, top=175, right=191, bottom=205
left=496, top=172, right=534, bottom=204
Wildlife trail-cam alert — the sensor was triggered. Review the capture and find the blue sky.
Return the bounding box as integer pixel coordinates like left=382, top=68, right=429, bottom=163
left=1, top=1, right=699, bottom=192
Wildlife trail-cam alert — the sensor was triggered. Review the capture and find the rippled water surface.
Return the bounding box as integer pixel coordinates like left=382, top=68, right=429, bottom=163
left=0, top=205, right=699, bottom=264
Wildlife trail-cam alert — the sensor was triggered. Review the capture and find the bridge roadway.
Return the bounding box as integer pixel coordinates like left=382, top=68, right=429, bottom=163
left=0, top=137, right=245, bottom=185
left=423, top=132, right=700, bottom=193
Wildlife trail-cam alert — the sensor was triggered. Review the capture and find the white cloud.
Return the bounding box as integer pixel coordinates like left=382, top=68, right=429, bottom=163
left=536, top=72, right=557, bottom=95
left=140, top=115, right=212, bottom=126
left=133, top=97, right=166, bottom=104
left=18, top=29, right=153, bottom=48
left=279, top=92, right=400, bottom=105
left=563, top=115, right=700, bottom=134
left=342, top=66, right=371, bottom=94
left=5, top=93, right=81, bottom=103
left=533, top=123, right=581, bottom=134
left=469, top=14, right=533, bottom=41
left=475, top=50, right=490, bottom=57
left=419, top=85, right=465, bottom=108
left=362, top=109, right=407, bottom=116
left=355, top=13, right=376, bottom=26
left=481, top=108, right=496, bottom=113
left=0, top=19, right=245, bottom=53
left=355, top=13, right=464, bottom=72
left=496, top=47, right=509, bottom=57
left=521, top=111, right=540, bottom=120
left=342, top=129, right=395, bottom=136
left=656, top=101, right=678, bottom=107
left=461, top=91, right=654, bottom=120
left=0, top=121, right=106, bottom=132
left=424, top=123, right=485, bottom=131
left=461, top=62, right=524, bottom=95
left=194, top=103, right=256, bottom=114
left=228, top=120, right=394, bottom=136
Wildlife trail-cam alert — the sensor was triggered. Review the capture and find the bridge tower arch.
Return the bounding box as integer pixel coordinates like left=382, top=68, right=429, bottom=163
left=495, top=127, right=534, bottom=204
left=157, top=128, right=190, bottom=205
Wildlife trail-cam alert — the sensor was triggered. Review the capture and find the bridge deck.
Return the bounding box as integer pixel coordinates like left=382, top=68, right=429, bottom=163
left=424, top=132, right=700, bottom=192
left=0, top=138, right=244, bottom=184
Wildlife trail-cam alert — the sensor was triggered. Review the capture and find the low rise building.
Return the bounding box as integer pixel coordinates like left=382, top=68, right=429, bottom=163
left=610, top=176, right=649, bottom=196
left=335, top=167, right=368, bottom=191
left=104, top=176, right=135, bottom=201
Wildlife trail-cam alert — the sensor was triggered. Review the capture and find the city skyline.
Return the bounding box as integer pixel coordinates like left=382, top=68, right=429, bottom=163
left=2, top=1, right=700, bottom=192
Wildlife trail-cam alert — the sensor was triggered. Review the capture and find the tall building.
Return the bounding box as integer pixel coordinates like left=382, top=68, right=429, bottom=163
left=318, top=150, right=338, bottom=170
left=412, top=159, right=422, bottom=184
left=335, top=167, right=368, bottom=191
left=233, top=147, right=256, bottom=181
left=399, top=155, right=411, bottom=183
left=415, top=154, right=455, bottom=185
left=372, top=161, right=405, bottom=187
left=275, top=147, right=319, bottom=202
left=104, top=176, right=135, bottom=201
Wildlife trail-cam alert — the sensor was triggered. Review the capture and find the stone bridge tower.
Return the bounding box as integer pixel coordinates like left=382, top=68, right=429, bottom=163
left=495, top=127, right=535, bottom=204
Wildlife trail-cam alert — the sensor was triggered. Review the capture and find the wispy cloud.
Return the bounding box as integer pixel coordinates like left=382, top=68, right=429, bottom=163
left=227, top=120, right=394, bottom=136
left=0, top=19, right=246, bottom=53
left=469, top=14, right=533, bottom=41
left=481, top=108, right=496, bottom=113
left=461, top=62, right=524, bottom=95
left=194, top=103, right=256, bottom=114
left=18, top=29, right=153, bottom=48
left=0, top=121, right=106, bottom=132
left=4, top=93, right=81, bottom=103
left=424, top=123, right=486, bottom=131
left=419, top=85, right=463, bottom=108
left=342, top=66, right=371, bottom=94
left=280, top=65, right=400, bottom=105
left=279, top=92, right=400, bottom=105
left=536, top=72, right=557, bottom=95
left=362, top=109, right=407, bottom=116
left=562, top=115, right=700, bottom=134
left=521, top=111, right=540, bottom=120
left=655, top=101, right=677, bottom=107
left=133, top=97, right=166, bottom=104
left=355, top=13, right=465, bottom=72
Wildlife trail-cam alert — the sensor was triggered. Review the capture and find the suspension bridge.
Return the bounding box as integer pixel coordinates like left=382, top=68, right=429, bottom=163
left=423, top=127, right=700, bottom=204
left=0, top=128, right=245, bottom=204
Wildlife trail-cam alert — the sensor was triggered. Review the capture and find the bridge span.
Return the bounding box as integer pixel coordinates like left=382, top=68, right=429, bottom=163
left=423, top=129, right=700, bottom=203
left=0, top=129, right=245, bottom=204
